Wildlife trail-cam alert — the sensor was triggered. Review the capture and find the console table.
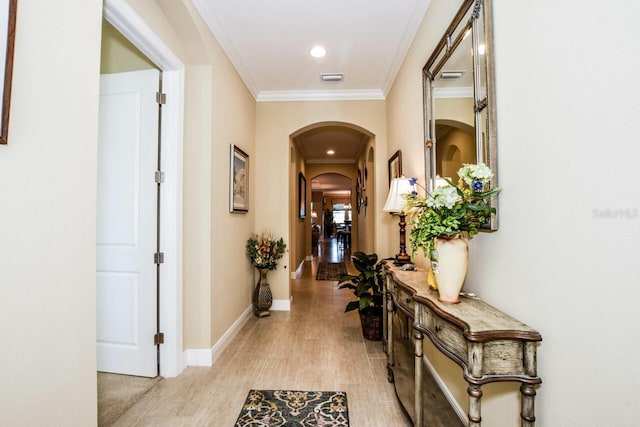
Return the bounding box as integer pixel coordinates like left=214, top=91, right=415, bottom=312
left=383, top=262, right=542, bottom=426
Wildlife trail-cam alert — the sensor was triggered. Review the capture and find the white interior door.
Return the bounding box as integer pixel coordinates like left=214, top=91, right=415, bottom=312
left=97, top=69, right=160, bottom=377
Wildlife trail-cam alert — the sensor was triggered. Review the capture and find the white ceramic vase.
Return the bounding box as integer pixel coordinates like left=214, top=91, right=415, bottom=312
left=433, top=235, right=468, bottom=303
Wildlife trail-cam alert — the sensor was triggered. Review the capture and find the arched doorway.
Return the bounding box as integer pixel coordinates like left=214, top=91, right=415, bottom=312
left=309, top=173, right=351, bottom=238
left=288, top=121, right=375, bottom=280
left=435, top=119, right=475, bottom=181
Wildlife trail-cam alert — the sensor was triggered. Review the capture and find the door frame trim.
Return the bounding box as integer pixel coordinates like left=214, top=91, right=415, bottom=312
left=104, top=0, right=185, bottom=378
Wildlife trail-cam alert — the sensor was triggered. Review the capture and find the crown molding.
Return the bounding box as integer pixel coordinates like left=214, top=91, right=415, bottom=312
left=433, top=86, right=473, bottom=98
left=190, top=0, right=259, bottom=98
left=382, top=0, right=432, bottom=96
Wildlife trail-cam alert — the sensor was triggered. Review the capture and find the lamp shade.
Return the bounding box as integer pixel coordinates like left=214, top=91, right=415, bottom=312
left=383, top=177, right=414, bottom=213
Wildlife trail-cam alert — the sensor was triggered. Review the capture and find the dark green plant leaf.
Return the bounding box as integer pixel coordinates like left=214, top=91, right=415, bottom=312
left=345, top=301, right=360, bottom=313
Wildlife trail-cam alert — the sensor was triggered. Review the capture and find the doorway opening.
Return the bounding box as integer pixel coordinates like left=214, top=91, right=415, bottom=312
left=101, top=0, right=185, bottom=379
left=435, top=119, right=475, bottom=181
left=289, top=121, right=375, bottom=292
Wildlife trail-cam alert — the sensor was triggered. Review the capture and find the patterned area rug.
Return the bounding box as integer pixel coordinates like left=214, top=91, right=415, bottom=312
left=316, top=262, right=347, bottom=281
left=235, top=390, right=349, bottom=426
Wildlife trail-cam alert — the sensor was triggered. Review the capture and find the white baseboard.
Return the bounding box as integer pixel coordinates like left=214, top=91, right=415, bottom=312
left=422, top=355, right=467, bottom=424
left=183, top=348, right=214, bottom=367
left=183, top=299, right=293, bottom=367
left=183, top=305, right=252, bottom=367
left=290, top=259, right=306, bottom=279
left=271, top=298, right=291, bottom=311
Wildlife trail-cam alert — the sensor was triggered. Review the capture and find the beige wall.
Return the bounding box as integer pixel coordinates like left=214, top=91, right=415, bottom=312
left=387, top=0, right=640, bottom=425
left=356, top=142, right=377, bottom=253
left=100, top=20, right=157, bottom=73
left=435, top=97, right=474, bottom=126
left=437, top=128, right=475, bottom=180
left=255, top=102, right=388, bottom=302
left=204, top=12, right=257, bottom=346
left=290, top=141, right=307, bottom=274
left=121, top=0, right=257, bottom=350
left=0, top=0, right=103, bottom=425
left=4, top=1, right=638, bottom=425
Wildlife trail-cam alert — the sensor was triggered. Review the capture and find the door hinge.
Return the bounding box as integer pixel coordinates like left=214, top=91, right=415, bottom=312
left=154, top=332, right=165, bottom=345
left=154, top=170, right=165, bottom=184
left=154, top=252, right=165, bottom=264
left=156, top=92, right=166, bottom=105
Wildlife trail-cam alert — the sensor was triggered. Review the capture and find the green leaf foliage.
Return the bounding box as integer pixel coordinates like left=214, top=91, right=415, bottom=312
left=337, top=251, right=384, bottom=316
left=404, top=164, right=501, bottom=261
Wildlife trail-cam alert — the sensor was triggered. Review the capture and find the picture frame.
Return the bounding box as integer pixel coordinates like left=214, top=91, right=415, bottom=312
left=0, top=0, right=17, bottom=145
left=298, top=172, right=306, bottom=218
left=388, top=150, right=402, bottom=187
left=229, top=144, right=249, bottom=213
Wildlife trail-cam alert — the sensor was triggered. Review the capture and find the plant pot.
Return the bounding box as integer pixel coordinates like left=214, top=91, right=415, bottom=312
left=359, top=308, right=383, bottom=341
left=433, top=235, right=468, bottom=303
left=253, top=268, right=273, bottom=317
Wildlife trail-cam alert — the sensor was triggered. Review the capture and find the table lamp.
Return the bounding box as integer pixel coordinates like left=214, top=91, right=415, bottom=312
left=383, top=177, right=413, bottom=265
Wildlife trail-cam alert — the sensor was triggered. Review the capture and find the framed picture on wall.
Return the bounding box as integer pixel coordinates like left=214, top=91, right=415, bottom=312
left=388, top=150, right=402, bottom=187
left=230, top=144, right=249, bottom=213
left=298, top=172, right=306, bottom=218
left=0, top=0, right=17, bottom=145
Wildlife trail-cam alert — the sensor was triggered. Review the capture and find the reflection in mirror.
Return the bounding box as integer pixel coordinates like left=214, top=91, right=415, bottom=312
left=435, top=120, right=475, bottom=180
left=423, top=0, right=498, bottom=229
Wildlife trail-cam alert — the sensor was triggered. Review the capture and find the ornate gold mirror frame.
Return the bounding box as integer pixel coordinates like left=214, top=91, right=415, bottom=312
left=423, top=0, right=498, bottom=229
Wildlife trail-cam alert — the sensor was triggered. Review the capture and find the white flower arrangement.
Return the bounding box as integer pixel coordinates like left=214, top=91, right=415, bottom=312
left=405, top=163, right=501, bottom=261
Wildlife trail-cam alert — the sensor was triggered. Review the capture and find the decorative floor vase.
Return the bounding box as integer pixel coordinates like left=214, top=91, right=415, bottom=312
left=434, top=236, right=468, bottom=304
left=253, top=268, right=273, bottom=317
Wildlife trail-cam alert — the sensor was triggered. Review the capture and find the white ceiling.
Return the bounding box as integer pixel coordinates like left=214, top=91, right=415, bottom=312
left=191, top=0, right=431, bottom=101
left=190, top=1, right=434, bottom=191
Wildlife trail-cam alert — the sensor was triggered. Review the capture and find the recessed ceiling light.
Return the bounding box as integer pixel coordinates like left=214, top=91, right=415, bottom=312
left=326, top=149, right=335, bottom=155
left=310, top=46, right=326, bottom=58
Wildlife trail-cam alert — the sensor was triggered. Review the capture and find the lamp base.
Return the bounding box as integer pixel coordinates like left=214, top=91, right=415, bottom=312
left=393, top=253, right=412, bottom=265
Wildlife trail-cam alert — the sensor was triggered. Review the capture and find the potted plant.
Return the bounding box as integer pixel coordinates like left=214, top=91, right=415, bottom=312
left=337, top=252, right=384, bottom=340
left=404, top=163, right=501, bottom=303
left=246, top=232, right=287, bottom=317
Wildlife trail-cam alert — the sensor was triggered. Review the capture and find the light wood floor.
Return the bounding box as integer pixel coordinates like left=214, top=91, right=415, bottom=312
left=112, top=238, right=412, bottom=426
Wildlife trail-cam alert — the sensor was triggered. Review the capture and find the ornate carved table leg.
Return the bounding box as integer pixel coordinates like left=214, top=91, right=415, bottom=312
left=467, top=385, right=482, bottom=426
left=520, top=384, right=536, bottom=426
left=521, top=342, right=538, bottom=426
left=386, top=292, right=395, bottom=383
left=414, top=329, right=424, bottom=427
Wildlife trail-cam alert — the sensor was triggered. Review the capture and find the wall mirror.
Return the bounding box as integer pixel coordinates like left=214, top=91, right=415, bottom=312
left=423, top=0, right=498, bottom=229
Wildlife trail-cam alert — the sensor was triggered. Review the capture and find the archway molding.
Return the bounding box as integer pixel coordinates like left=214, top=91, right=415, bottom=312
left=289, top=121, right=376, bottom=284
left=290, top=120, right=375, bottom=140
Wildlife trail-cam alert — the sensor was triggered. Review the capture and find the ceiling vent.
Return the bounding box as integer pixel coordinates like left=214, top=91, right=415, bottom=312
left=440, top=71, right=464, bottom=80
left=321, top=73, right=344, bottom=82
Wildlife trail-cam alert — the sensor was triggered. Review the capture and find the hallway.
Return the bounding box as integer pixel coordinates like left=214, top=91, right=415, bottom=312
left=111, top=237, right=411, bottom=426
